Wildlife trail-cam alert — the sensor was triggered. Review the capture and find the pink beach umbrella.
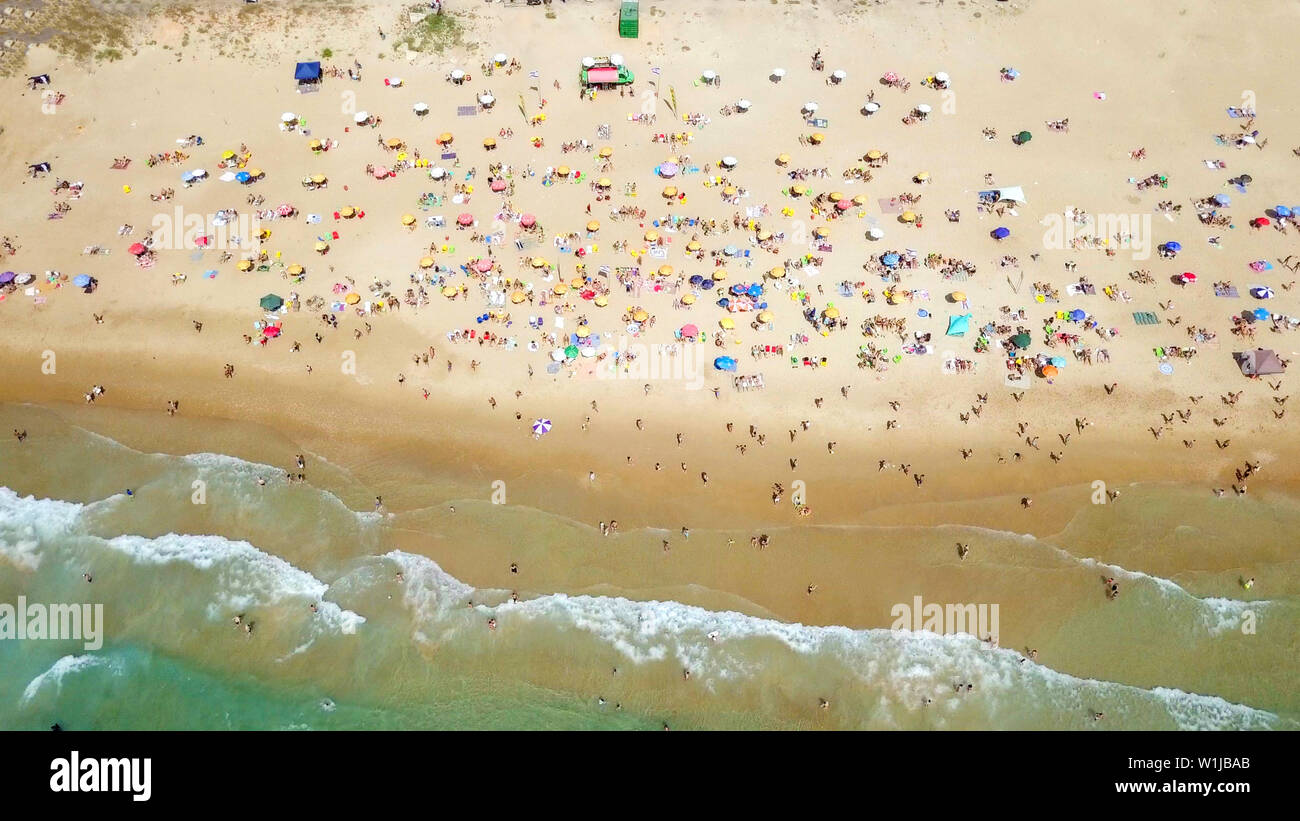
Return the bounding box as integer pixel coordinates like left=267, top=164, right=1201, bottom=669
left=520, top=214, right=536, bottom=228
left=681, top=323, right=699, bottom=337
left=372, top=166, right=390, bottom=179
left=457, top=213, right=474, bottom=226
left=490, top=179, right=507, bottom=192
left=475, top=259, right=494, bottom=272
left=835, top=199, right=852, bottom=211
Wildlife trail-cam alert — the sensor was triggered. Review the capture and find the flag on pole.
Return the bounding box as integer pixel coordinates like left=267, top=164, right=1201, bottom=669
left=668, top=86, right=677, bottom=114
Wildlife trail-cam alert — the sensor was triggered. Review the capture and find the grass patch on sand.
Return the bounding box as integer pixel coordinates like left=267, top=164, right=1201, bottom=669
left=395, top=10, right=465, bottom=54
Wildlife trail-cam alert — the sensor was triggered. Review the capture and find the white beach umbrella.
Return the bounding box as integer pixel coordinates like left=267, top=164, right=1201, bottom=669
left=916, top=103, right=932, bottom=114
left=832, top=69, right=847, bottom=81
left=934, top=71, right=950, bottom=83
left=430, top=167, right=447, bottom=179
left=413, top=102, right=429, bottom=114
left=867, top=227, right=884, bottom=240
left=450, top=69, right=465, bottom=80
left=494, top=52, right=508, bottom=65
left=736, top=99, right=752, bottom=111
left=864, top=101, right=881, bottom=113
left=581, top=57, right=595, bottom=68
left=281, top=111, right=297, bottom=122
left=610, top=54, right=625, bottom=66
left=479, top=94, right=496, bottom=107
left=354, top=111, right=370, bottom=123
left=219, top=171, right=236, bottom=182
left=702, top=70, right=717, bottom=82
left=771, top=68, right=786, bottom=81
left=803, top=101, right=819, bottom=113
left=720, top=156, right=738, bottom=168
left=389, top=77, right=403, bottom=87
left=191, top=168, right=207, bottom=178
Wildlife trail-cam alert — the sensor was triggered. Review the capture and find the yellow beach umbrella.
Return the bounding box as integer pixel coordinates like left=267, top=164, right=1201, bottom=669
left=723, top=186, right=737, bottom=197
left=442, top=285, right=458, bottom=297
left=587, top=220, right=600, bottom=232
left=662, top=186, right=677, bottom=198
left=866, top=149, right=883, bottom=160
left=531, top=257, right=549, bottom=269
left=556, top=165, right=571, bottom=177
left=552, top=283, right=568, bottom=295
left=483, top=137, right=496, bottom=148
left=569, top=277, right=585, bottom=289
left=768, top=266, right=786, bottom=278
left=658, top=265, right=674, bottom=277
left=287, top=264, right=304, bottom=276
left=222, top=150, right=236, bottom=160
left=308, top=140, right=322, bottom=150
left=599, top=146, right=613, bottom=158
left=248, top=168, right=263, bottom=178
left=644, top=229, right=659, bottom=243
left=776, top=153, right=791, bottom=165
left=310, top=174, right=327, bottom=184
left=437, top=132, right=454, bottom=144
left=594, top=295, right=609, bottom=307
left=915, top=171, right=930, bottom=182
left=237, top=259, right=254, bottom=271
left=719, top=317, right=736, bottom=330
left=681, top=294, right=696, bottom=305
left=340, top=206, right=356, bottom=218
left=901, top=211, right=917, bottom=223
left=596, top=177, right=612, bottom=188
left=757, top=230, right=772, bottom=241
left=758, top=310, right=774, bottom=323
left=810, top=132, right=825, bottom=144
left=852, top=194, right=866, bottom=206
left=314, top=241, right=329, bottom=252
left=823, top=306, right=840, bottom=319
left=401, top=214, right=416, bottom=226
left=511, top=290, right=527, bottom=304
left=419, top=256, right=435, bottom=268
left=346, top=292, right=361, bottom=304
left=386, top=138, right=403, bottom=148
left=576, top=325, right=591, bottom=338
left=686, top=240, right=702, bottom=252
left=950, top=291, right=967, bottom=301
left=712, top=270, right=727, bottom=281
left=633, top=309, right=649, bottom=322
left=791, top=185, right=807, bottom=196
left=829, top=191, right=845, bottom=202
left=814, top=226, right=829, bottom=239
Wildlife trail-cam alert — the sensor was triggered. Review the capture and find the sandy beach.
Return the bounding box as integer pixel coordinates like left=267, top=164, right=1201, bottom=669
left=1, top=0, right=1298, bottom=729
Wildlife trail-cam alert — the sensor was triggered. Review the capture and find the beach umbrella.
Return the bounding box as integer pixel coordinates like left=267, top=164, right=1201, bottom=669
left=478, top=94, right=495, bottom=107
left=494, top=53, right=507, bottom=65
left=737, top=99, right=752, bottom=111
left=510, top=290, right=527, bottom=304
left=556, top=165, right=571, bottom=178
left=491, top=179, right=507, bottom=192
left=475, top=259, right=494, bottom=273
left=73, top=274, right=92, bottom=288
left=810, top=132, right=826, bottom=144
left=235, top=171, right=251, bottom=183
left=662, top=186, right=678, bottom=198
left=680, top=294, right=695, bottom=305
left=430, top=167, right=447, bottom=180
left=192, top=169, right=208, bottom=178
left=13, top=273, right=33, bottom=285
left=345, top=292, right=361, bottom=305
left=237, top=259, right=254, bottom=271
left=934, top=71, right=950, bottom=84
left=372, top=166, right=390, bottom=179
left=866, top=150, right=883, bottom=161
left=767, top=267, right=786, bottom=279
left=437, top=132, right=454, bottom=145
left=520, top=214, right=536, bottom=228
left=803, top=102, right=819, bottom=113
left=281, top=111, right=297, bottom=122
left=457, top=213, right=474, bottom=226
left=832, top=69, right=847, bottom=81
left=483, top=137, right=497, bottom=149
left=413, top=102, right=428, bottom=115
left=564, top=344, right=580, bottom=358
left=1069, top=308, right=1086, bottom=321
left=310, top=175, right=327, bottom=184
left=532, top=418, right=552, bottom=435
left=1050, top=356, right=1067, bottom=368
left=645, top=229, right=660, bottom=243
left=720, top=156, right=738, bottom=169
left=836, top=199, right=852, bottom=211
left=586, top=220, right=601, bottom=233
left=1252, top=308, right=1271, bottom=321
left=901, top=211, right=917, bottom=223
left=823, top=307, right=840, bottom=320
left=219, top=172, right=236, bottom=182
left=882, top=253, right=901, bottom=267
left=633, top=309, right=650, bottom=322
left=0, top=272, right=15, bottom=284
left=418, top=256, right=435, bottom=269
left=813, top=226, right=829, bottom=239
left=182, top=171, right=196, bottom=182
left=658, top=265, right=674, bottom=277
left=916, top=104, right=932, bottom=115
left=575, top=326, right=591, bottom=339
left=596, top=177, right=612, bottom=188
left=757, top=310, right=774, bottom=323
left=992, top=227, right=1011, bottom=239
left=450, top=69, right=465, bottom=80
left=354, top=111, right=370, bottom=123
left=128, top=242, right=148, bottom=256
left=401, top=214, right=417, bottom=226
left=681, top=323, right=700, bottom=337
left=1252, top=286, right=1275, bottom=299
left=951, top=291, right=967, bottom=302
left=864, top=102, right=880, bottom=113
left=702, top=70, right=717, bottom=82
left=657, top=162, right=679, bottom=178
left=1253, top=217, right=1270, bottom=228
left=1214, top=194, right=1231, bottom=206
left=340, top=206, right=356, bottom=218
left=946, top=314, right=971, bottom=336
left=1015, top=131, right=1032, bottom=144
left=287, top=264, right=304, bottom=276
left=712, top=271, right=727, bottom=281
left=598, top=146, right=613, bottom=158
left=1164, top=241, right=1182, bottom=252
left=1040, top=364, right=1059, bottom=378
left=262, top=325, right=283, bottom=338
left=259, top=293, right=284, bottom=311
left=723, top=186, right=738, bottom=197
left=723, top=245, right=738, bottom=256
left=772, top=68, right=786, bottom=81
left=441, top=285, right=458, bottom=298
left=1011, top=333, right=1032, bottom=349
left=1276, top=206, right=1293, bottom=218
left=1180, top=272, right=1197, bottom=283
left=714, top=356, right=738, bottom=372
left=686, top=240, right=702, bottom=252
left=315, top=241, right=329, bottom=253
left=867, top=227, right=884, bottom=240
left=531, top=257, right=550, bottom=268
left=719, top=317, right=736, bottom=330
left=552, top=283, right=568, bottom=296
left=776, top=153, right=791, bottom=166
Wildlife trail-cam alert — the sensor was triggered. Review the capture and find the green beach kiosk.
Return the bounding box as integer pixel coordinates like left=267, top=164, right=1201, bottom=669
left=619, top=1, right=638, bottom=38
left=579, top=56, right=634, bottom=88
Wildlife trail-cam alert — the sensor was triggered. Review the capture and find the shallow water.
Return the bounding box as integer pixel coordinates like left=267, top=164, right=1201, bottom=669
left=1, top=408, right=1295, bottom=730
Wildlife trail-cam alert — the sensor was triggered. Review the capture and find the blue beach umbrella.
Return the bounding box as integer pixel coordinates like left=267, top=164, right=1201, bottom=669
left=723, top=245, right=738, bottom=256
left=717, top=297, right=731, bottom=308
left=1213, top=194, right=1231, bottom=206
left=1252, top=286, right=1274, bottom=299
left=1069, top=308, right=1086, bottom=321
left=882, top=253, right=900, bottom=267
left=1252, top=308, right=1270, bottom=320
left=689, top=275, right=705, bottom=286
left=72, top=274, right=92, bottom=287
left=1164, top=241, right=1182, bottom=252
left=746, top=284, right=763, bottom=298
left=713, top=356, right=738, bottom=372
left=1275, top=205, right=1292, bottom=218
left=946, top=313, right=971, bottom=336
left=236, top=171, right=252, bottom=183
left=992, top=227, right=1011, bottom=239
left=1050, top=356, right=1067, bottom=368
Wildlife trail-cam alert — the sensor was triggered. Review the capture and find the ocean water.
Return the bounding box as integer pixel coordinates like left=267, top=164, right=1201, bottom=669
left=1, top=411, right=1296, bottom=730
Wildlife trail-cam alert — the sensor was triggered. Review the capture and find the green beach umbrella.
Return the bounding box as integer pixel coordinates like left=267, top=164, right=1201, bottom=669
left=1016, top=130, right=1032, bottom=144
left=259, top=293, right=284, bottom=311
left=564, top=344, right=580, bottom=359
left=1011, top=332, right=1032, bottom=348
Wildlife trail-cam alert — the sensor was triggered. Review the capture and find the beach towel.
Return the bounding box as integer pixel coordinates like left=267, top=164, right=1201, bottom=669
left=1132, top=311, right=1159, bottom=326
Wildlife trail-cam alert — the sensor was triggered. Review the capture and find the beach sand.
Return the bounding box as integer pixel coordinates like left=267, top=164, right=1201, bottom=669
left=1, top=0, right=1298, bottom=728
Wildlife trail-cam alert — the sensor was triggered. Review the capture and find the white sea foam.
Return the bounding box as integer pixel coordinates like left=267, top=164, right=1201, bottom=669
left=19, top=654, right=121, bottom=707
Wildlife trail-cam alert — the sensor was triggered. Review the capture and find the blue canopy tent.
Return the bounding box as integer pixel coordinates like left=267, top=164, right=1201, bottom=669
left=946, top=313, right=972, bottom=337
left=295, top=61, right=323, bottom=92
